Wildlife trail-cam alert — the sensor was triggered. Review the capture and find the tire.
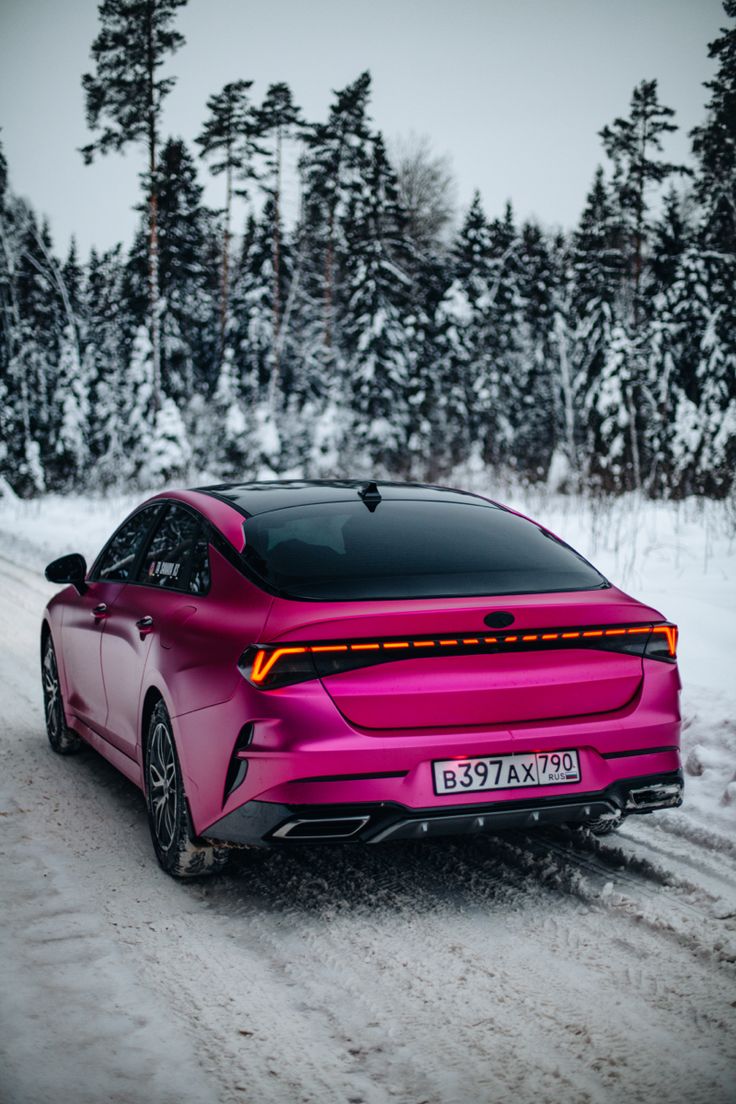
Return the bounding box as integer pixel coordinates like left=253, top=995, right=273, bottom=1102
left=144, top=700, right=228, bottom=878
left=580, top=812, right=624, bottom=836
left=42, top=633, right=81, bottom=755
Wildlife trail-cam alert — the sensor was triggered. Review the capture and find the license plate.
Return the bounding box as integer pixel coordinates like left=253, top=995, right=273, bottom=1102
left=432, top=750, right=581, bottom=796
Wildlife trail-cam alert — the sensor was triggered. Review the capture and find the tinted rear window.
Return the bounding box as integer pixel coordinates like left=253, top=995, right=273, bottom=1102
left=241, top=500, right=607, bottom=600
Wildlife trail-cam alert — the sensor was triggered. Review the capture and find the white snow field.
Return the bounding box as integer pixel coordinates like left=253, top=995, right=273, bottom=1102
left=0, top=484, right=734, bottom=1104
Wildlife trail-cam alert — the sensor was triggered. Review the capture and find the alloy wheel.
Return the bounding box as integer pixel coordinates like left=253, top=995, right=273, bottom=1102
left=148, top=720, right=179, bottom=852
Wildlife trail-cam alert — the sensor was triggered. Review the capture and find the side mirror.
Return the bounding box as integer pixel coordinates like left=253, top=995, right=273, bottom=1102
left=45, top=553, right=88, bottom=595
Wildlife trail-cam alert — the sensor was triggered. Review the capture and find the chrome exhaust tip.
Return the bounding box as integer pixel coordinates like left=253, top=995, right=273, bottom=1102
left=272, top=815, right=371, bottom=840
left=625, top=782, right=683, bottom=811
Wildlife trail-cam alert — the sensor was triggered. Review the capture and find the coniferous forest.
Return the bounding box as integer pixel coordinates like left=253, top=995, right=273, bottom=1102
left=1, top=0, right=734, bottom=500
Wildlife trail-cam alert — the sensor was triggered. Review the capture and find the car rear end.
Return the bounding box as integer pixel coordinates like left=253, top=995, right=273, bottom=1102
left=194, top=487, right=682, bottom=847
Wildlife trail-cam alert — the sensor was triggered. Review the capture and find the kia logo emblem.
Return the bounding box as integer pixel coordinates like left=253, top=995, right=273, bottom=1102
left=484, top=611, right=514, bottom=628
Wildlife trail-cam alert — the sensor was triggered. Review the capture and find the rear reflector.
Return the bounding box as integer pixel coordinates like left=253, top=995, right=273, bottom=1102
left=239, top=622, right=678, bottom=690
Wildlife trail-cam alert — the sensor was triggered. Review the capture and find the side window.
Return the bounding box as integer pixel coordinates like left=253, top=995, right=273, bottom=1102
left=136, top=505, right=211, bottom=594
left=95, top=507, right=160, bottom=582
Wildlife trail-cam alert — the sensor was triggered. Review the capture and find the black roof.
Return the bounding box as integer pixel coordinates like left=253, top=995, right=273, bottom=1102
left=196, top=479, right=498, bottom=518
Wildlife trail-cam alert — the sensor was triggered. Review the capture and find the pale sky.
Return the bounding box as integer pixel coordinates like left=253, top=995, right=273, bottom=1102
left=0, top=0, right=727, bottom=256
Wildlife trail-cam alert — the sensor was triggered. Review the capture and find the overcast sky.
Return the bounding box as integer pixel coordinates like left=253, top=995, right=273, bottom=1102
left=0, top=0, right=727, bottom=256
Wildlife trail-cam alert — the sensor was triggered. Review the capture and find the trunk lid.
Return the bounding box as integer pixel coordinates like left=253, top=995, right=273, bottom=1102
left=262, top=587, right=662, bottom=729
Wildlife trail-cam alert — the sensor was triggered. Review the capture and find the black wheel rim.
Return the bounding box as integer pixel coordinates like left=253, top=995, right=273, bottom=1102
left=43, top=641, right=62, bottom=744
left=148, top=721, right=178, bottom=851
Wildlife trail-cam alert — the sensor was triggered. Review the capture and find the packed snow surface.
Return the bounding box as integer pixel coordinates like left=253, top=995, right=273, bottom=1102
left=0, top=484, right=734, bottom=1104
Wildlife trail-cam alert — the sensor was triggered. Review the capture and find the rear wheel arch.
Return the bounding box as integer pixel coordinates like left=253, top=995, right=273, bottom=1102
left=140, top=686, right=164, bottom=774
left=40, top=618, right=53, bottom=665
left=142, top=694, right=228, bottom=877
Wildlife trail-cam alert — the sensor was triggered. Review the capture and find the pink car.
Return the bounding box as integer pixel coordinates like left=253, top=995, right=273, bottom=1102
left=42, top=481, right=682, bottom=877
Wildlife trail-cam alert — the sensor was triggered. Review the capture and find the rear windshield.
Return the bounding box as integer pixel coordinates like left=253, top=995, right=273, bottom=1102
left=241, top=500, right=607, bottom=600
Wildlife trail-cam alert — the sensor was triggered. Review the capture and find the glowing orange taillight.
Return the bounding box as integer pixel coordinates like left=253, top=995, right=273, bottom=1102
left=250, top=646, right=308, bottom=684
left=240, top=622, right=678, bottom=689
left=651, top=623, right=678, bottom=657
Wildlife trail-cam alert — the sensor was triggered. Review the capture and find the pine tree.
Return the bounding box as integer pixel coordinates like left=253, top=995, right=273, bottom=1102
left=81, top=0, right=187, bottom=409
left=205, top=347, right=250, bottom=477
left=571, top=168, right=624, bottom=487
left=13, top=212, right=67, bottom=491
left=231, top=199, right=288, bottom=399
left=432, top=193, right=495, bottom=473
left=52, top=324, right=90, bottom=490
left=257, top=83, right=302, bottom=349
left=83, top=244, right=130, bottom=483
left=126, top=137, right=218, bottom=399
left=478, top=202, right=526, bottom=473
left=341, top=135, right=414, bottom=471
left=691, top=0, right=736, bottom=254
left=514, top=221, right=559, bottom=480
left=300, top=72, right=372, bottom=356
left=196, top=80, right=261, bottom=354
left=688, top=0, right=736, bottom=495
left=599, top=80, right=689, bottom=319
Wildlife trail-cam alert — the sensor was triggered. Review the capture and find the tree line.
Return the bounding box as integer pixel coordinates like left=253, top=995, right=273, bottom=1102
left=0, top=0, right=734, bottom=499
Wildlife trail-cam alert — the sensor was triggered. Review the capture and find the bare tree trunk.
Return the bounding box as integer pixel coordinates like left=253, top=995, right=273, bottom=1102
left=323, top=213, right=334, bottom=354
left=273, top=125, right=282, bottom=340
left=268, top=126, right=283, bottom=410
left=632, top=115, right=648, bottom=329
left=146, top=6, right=161, bottom=411
left=625, top=382, right=641, bottom=492
left=220, top=159, right=232, bottom=360
left=554, top=312, right=577, bottom=482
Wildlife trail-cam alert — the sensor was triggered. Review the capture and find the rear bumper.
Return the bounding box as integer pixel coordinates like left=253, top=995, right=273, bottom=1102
left=202, top=769, right=683, bottom=847
left=178, top=658, right=681, bottom=838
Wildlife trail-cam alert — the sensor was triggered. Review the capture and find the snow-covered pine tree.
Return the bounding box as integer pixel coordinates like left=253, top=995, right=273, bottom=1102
left=199, top=347, right=251, bottom=478
left=572, top=167, right=626, bottom=489
left=148, top=394, right=191, bottom=485
left=0, top=141, right=30, bottom=492
left=431, top=192, right=495, bottom=474
left=299, top=72, right=372, bottom=359
left=256, top=83, right=302, bottom=350
left=196, top=80, right=261, bottom=356
left=513, top=221, right=558, bottom=481
left=81, top=0, right=188, bottom=408
left=691, top=0, right=736, bottom=258
left=227, top=203, right=285, bottom=472
left=12, top=211, right=68, bottom=493
left=642, top=189, right=693, bottom=493
left=126, top=137, right=218, bottom=401
left=83, top=244, right=130, bottom=486
left=599, top=79, right=690, bottom=320
left=688, top=0, right=736, bottom=495
left=42, top=237, right=89, bottom=490
left=340, top=134, right=414, bottom=472
left=477, top=202, right=525, bottom=474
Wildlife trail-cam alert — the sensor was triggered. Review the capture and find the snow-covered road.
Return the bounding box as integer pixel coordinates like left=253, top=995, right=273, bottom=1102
left=1, top=492, right=735, bottom=1104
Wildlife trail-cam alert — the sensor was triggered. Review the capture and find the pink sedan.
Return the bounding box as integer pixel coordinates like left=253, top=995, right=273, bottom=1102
left=42, top=481, right=682, bottom=877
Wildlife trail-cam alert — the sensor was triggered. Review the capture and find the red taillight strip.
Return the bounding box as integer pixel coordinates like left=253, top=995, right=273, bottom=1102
left=249, top=622, right=677, bottom=682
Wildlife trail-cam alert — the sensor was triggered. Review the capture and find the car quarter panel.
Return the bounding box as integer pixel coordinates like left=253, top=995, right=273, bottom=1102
left=139, top=538, right=272, bottom=728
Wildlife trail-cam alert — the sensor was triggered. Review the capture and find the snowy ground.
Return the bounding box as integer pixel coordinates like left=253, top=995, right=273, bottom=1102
left=0, top=483, right=734, bottom=1104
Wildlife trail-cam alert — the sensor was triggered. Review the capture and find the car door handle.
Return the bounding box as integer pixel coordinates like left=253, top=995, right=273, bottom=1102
left=136, top=615, right=154, bottom=632
left=92, top=603, right=108, bottom=619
